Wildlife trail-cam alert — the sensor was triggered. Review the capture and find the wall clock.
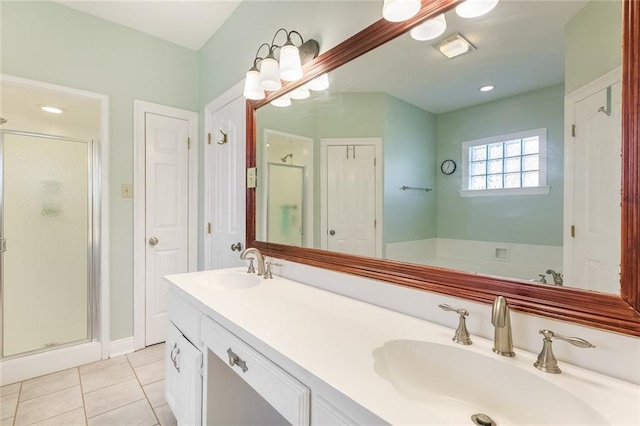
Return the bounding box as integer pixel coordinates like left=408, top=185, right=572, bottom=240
left=440, top=159, right=456, bottom=175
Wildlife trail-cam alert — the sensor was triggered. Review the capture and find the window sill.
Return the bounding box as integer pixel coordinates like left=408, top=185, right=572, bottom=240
left=459, top=186, right=551, bottom=197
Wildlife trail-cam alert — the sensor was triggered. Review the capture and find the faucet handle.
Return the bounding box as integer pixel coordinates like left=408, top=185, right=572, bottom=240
left=534, top=329, right=595, bottom=373
left=438, top=304, right=472, bottom=345
left=246, top=258, right=256, bottom=274
left=263, top=261, right=282, bottom=279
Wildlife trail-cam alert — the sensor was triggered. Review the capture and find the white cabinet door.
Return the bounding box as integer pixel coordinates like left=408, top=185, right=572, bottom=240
left=166, top=322, right=202, bottom=426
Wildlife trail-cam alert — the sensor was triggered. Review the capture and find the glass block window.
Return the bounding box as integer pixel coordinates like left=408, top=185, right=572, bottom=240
left=461, top=128, right=548, bottom=197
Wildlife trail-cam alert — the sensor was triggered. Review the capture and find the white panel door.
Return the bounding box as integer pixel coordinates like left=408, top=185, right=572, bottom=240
left=208, top=96, right=246, bottom=269
left=571, top=82, right=621, bottom=292
left=326, top=145, right=376, bottom=256
left=145, top=113, right=190, bottom=345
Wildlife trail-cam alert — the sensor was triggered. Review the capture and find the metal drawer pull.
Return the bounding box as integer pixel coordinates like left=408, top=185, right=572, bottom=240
left=227, top=348, right=248, bottom=373
left=170, top=343, right=180, bottom=372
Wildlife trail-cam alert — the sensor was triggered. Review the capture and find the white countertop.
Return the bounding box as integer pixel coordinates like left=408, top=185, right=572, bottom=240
left=166, top=268, right=640, bottom=425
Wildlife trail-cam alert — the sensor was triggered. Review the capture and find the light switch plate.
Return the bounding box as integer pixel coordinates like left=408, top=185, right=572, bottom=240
left=121, top=183, right=133, bottom=198
left=247, top=167, right=257, bottom=188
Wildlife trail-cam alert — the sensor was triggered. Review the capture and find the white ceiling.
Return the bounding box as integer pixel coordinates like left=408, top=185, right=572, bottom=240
left=53, top=0, right=244, bottom=50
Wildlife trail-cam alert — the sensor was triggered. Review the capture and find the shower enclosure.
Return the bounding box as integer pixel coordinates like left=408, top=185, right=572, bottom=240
left=0, top=130, right=99, bottom=359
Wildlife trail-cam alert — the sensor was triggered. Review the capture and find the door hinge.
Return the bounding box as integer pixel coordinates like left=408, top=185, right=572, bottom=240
left=207, top=133, right=211, bottom=145
left=374, top=219, right=377, bottom=228
left=571, top=225, right=575, bottom=238
left=374, top=157, right=377, bottom=167
left=187, top=137, right=191, bottom=149
left=207, top=222, right=212, bottom=234
left=571, top=124, right=576, bottom=137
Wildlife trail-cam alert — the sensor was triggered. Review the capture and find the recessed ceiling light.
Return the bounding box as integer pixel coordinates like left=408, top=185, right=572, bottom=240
left=480, top=85, right=494, bottom=92
left=41, top=106, right=64, bottom=114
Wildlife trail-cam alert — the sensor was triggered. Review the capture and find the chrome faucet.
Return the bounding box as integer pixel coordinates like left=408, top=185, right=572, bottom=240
left=491, top=296, right=515, bottom=357
left=546, top=269, right=563, bottom=286
left=239, top=248, right=266, bottom=276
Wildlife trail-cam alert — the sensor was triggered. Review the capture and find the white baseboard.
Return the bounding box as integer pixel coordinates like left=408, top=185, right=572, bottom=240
left=109, top=337, right=135, bottom=358
left=0, top=342, right=101, bottom=386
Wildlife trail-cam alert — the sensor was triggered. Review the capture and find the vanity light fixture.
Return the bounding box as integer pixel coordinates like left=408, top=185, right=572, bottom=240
left=433, top=33, right=476, bottom=59
left=480, top=85, right=494, bottom=92
left=242, top=29, right=320, bottom=100
left=410, top=13, right=447, bottom=41
left=307, top=73, right=330, bottom=91
left=289, top=85, right=311, bottom=100
left=41, top=105, right=64, bottom=114
left=270, top=94, right=292, bottom=108
left=456, top=0, right=500, bottom=18
left=382, top=0, right=421, bottom=22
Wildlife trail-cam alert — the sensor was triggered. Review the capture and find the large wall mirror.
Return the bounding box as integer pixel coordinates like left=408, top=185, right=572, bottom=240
left=247, top=0, right=640, bottom=336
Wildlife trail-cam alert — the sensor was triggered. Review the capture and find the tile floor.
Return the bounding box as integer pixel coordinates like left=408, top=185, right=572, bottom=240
left=1, top=343, right=176, bottom=426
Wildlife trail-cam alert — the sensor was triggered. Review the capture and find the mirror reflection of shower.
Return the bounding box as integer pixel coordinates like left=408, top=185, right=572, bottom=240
left=281, top=153, right=293, bottom=163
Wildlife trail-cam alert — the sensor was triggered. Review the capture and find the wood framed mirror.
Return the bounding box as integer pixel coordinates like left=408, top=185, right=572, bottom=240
left=246, top=0, right=640, bottom=336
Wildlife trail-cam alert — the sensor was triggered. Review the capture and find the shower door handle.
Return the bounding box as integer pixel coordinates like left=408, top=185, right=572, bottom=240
left=148, top=237, right=159, bottom=246
left=0, top=237, right=6, bottom=253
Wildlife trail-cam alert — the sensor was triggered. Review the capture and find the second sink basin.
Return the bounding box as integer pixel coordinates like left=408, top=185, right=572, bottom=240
left=193, top=270, right=261, bottom=290
left=373, top=339, right=608, bottom=425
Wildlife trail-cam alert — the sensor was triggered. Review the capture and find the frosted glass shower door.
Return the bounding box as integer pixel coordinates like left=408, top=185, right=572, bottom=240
left=1, top=133, right=91, bottom=358
left=267, top=163, right=304, bottom=246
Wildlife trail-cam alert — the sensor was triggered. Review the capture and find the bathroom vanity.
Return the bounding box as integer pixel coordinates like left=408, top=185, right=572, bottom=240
left=164, top=267, right=638, bottom=425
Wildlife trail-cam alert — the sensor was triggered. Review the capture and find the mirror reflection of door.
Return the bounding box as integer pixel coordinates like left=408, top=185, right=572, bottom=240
left=565, top=79, right=621, bottom=291
left=322, top=139, right=380, bottom=257
left=267, top=164, right=304, bottom=246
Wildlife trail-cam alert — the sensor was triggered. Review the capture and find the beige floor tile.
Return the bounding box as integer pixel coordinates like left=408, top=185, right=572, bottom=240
left=84, top=379, right=145, bottom=419
left=31, top=407, right=86, bottom=426
left=1, top=392, right=19, bottom=420
left=87, top=400, right=157, bottom=426
left=0, top=417, right=13, bottom=426
left=153, top=404, right=176, bottom=426
left=142, top=380, right=166, bottom=408
left=79, top=356, right=128, bottom=375
left=0, top=382, right=21, bottom=397
left=126, top=344, right=165, bottom=368
left=80, top=362, right=135, bottom=393
left=14, top=385, right=83, bottom=426
left=134, top=360, right=164, bottom=386
left=21, top=368, right=80, bottom=401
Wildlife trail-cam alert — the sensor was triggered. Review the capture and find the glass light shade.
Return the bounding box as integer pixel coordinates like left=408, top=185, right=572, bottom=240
left=289, top=85, right=310, bottom=100
left=259, top=57, right=282, bottom=91
left=243, top=69, right=265, bottom=100
left=279, top=44, right=303, bottom=81
left=382, top=0, right=421, bottom=22
left=410, top=14, right=447, bottom=41
left=41, top=106, right=64, bottom=114
left=270, top=95, right=291, bottom=108
left=439, top=38, right=470, bottom=58
left=307, top=73, right=330, bottom=91
left=455, top=0, right=499, bottom=18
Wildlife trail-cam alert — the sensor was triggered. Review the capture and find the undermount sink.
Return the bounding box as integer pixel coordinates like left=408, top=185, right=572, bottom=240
left=193, top=270, right=260, bottom=290
left=373, top=340, right=608, bottom=425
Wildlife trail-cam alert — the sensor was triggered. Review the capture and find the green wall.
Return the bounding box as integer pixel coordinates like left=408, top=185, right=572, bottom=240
left=383, top=96, right=437, bottom=244
left=435, top=84, right=565, bottom=246
left=1, top=1, right=199, bottom=340
left=565, top=0, right=622, bottom=94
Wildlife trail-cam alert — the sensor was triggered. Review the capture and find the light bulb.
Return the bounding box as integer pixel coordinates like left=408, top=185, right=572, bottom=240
left=243, top=68, right=265, bottom=100
left=410, top=14, right=447, bottom=41
left=382, top=0, right=421, bottom=23
left=455, top=0, right=499, bottom=18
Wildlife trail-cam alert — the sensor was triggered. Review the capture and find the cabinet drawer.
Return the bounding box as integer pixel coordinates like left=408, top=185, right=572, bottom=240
left=201, top=316, right=310, bottom=426
left=168, top=288, right=201, bottom=345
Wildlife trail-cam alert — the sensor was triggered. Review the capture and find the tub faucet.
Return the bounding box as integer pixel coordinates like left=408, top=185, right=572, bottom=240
left=491, top=296, right=515, bottom=357
left=546, top=269, right=563, bottom=286
left=240, top=248, right=266, bottom=277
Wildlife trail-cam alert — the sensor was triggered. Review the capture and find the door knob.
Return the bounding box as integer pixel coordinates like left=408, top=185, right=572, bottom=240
left=149, top=237, right=159, bottom=246
left=231, top=242, right=243, bottom=252
left=329, top=230, right=336, bottom=236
